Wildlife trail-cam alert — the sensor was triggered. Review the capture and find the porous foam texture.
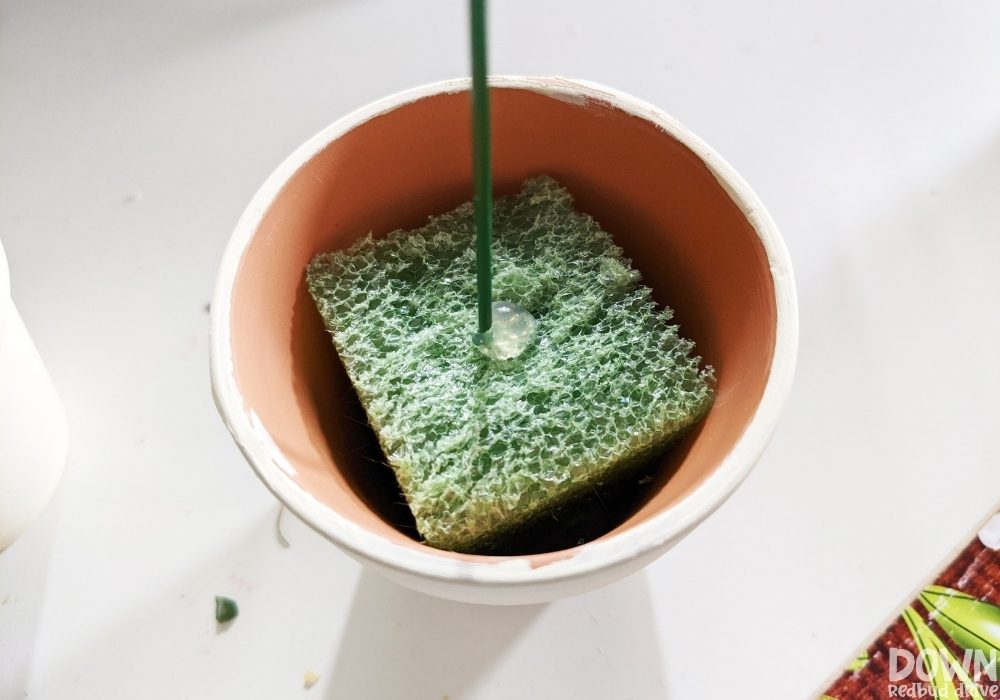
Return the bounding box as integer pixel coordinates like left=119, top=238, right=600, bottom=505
left=306, top=177, right=714, bottom=554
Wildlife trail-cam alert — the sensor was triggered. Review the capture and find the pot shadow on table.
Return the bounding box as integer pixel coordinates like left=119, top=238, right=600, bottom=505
left=322, top=568, right=671, bottom=699
left=10, top=507, right=362, bottom=699
left=0, top=490, right=62, bottom=700
left=9, top=504, right=669, bottom=699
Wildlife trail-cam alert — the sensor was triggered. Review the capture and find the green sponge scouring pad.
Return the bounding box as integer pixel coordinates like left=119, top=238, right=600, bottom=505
left=306, top=176, right=714, bottom=554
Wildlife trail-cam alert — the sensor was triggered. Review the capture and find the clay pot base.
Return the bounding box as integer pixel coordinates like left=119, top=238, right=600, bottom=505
left=229, top=83, right=776, bottom=565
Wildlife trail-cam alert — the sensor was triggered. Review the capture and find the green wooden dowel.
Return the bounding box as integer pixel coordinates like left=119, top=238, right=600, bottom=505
left=470, top=0, right=492, bottom=335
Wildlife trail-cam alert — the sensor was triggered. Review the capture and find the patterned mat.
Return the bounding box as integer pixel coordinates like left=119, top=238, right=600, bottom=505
left=817, top=509, right=1000, bottom=700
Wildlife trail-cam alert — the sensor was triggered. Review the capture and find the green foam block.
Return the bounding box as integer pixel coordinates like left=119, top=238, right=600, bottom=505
left=306, top=177, right=714, bottom=554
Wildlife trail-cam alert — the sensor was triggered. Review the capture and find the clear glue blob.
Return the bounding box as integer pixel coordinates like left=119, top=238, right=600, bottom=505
left=472, top=301, right=537, bottom=361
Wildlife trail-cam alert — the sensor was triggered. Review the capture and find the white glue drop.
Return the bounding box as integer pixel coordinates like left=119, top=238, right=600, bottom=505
left=472, top=301, right=537, bottom=361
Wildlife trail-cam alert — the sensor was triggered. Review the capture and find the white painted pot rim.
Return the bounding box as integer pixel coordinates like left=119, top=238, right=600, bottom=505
left=210, top=76, right=798, bottom=594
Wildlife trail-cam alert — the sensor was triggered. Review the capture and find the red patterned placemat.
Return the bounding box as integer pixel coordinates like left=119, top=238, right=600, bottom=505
left=817, top=509, right=1000, bottom=700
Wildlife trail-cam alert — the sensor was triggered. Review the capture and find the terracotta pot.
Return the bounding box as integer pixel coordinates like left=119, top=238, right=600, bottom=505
left=210, top=77, right=797, bottom=604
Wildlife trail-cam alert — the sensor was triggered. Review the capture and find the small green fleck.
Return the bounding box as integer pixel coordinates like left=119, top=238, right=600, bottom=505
left=215, top=596, right=238, bottom=623
left=846, top=650, right=869, bottom=672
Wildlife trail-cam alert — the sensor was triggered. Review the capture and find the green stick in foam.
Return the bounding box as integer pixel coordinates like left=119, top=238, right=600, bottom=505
left=305, top=1, right=716, bottom=556
left=468, top=0, right=537, bottom=362
left=470, top=0, right=492, bottom=335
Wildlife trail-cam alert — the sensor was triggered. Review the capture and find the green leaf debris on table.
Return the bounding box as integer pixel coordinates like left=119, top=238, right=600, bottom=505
left=215, top=595, right=238, bottom=623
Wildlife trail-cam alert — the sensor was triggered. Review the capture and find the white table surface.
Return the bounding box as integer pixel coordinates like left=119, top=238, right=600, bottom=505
left=1, top=1, right=999, bottom=697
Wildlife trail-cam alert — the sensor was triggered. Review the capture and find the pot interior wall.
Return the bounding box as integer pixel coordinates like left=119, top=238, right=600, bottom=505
left=230, top=86, right=776, bottom=563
